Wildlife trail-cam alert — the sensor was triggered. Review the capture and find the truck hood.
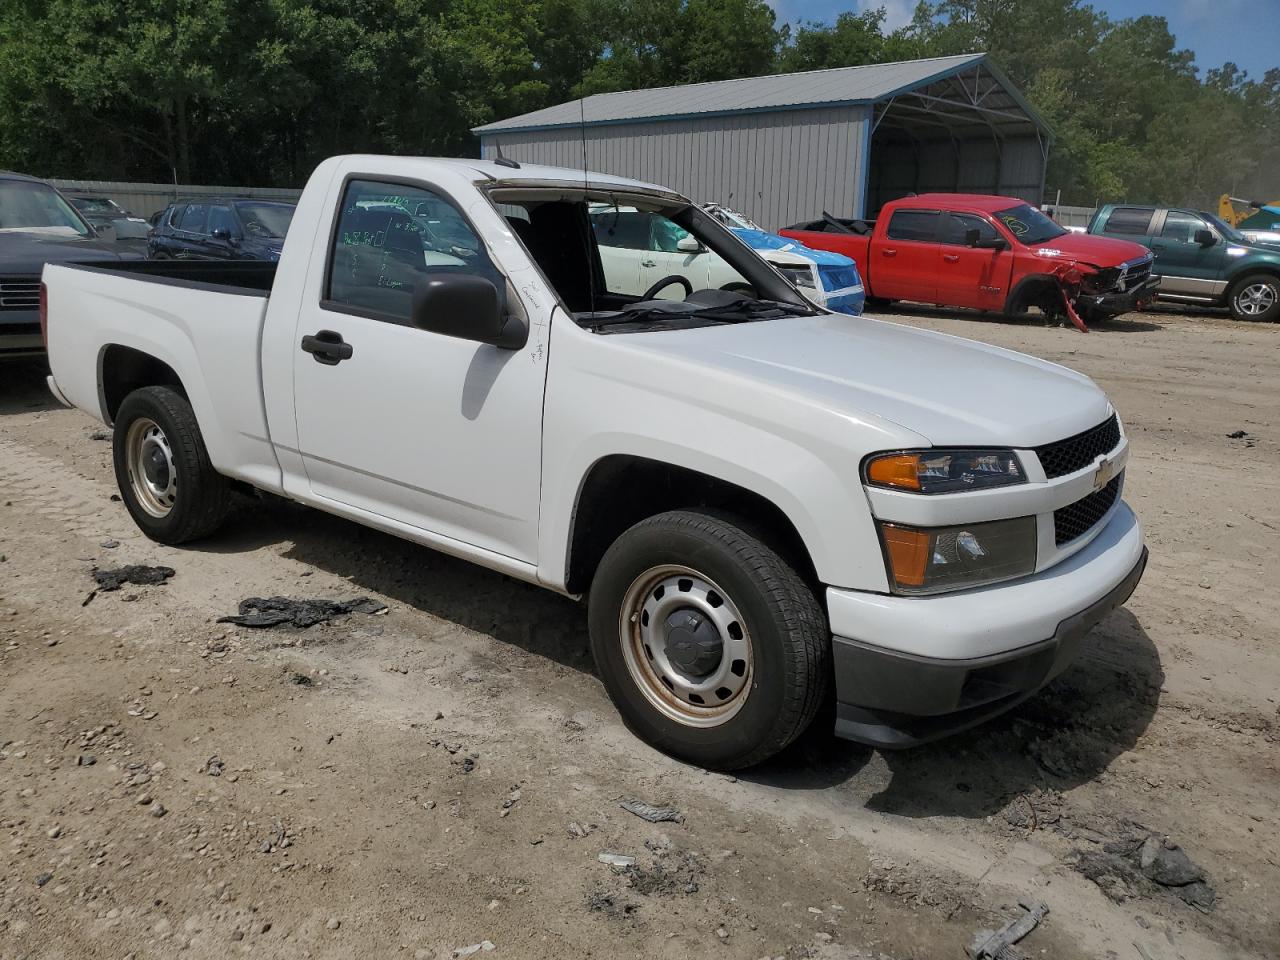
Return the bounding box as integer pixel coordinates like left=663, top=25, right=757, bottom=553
left=1030, top=231, right=1149, bottom=266
left=630, top=314, right=1111, bottom=447
left=0, top=231, right=140, bottom=271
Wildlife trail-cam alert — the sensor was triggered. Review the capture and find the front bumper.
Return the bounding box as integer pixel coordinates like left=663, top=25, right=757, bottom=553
left=828, top=505, right=1147, bottom=748
left=1084, top=274, right=1160, bottom=315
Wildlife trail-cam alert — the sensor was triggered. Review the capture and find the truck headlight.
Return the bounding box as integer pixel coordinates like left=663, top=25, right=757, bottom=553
left=865, top=449, right=1025, bottom=494
left=878, top=517, right=1037, bottom=594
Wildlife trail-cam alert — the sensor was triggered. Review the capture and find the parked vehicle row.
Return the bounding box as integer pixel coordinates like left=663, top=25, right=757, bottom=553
left=782, top=194, right=1158, bottom=330
left=1088, top=203, right=1280, bottom=322
left=43, top=154, right=1146, bottom=768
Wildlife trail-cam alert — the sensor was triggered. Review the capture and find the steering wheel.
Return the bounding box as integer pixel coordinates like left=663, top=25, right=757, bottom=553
left=719, top=281, right=756, bottom=296
left=640, top=274, right=694, bottom=300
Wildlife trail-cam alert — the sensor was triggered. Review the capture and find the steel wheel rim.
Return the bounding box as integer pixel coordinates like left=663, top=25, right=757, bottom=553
left=619, top=564, right=753, bottom=728
left=1236, top=283, right=1276, bottom=316
left=125, top=417, right=177, bottom=518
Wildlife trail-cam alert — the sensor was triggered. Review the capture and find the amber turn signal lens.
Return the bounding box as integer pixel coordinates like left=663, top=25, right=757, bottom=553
left=881, top=524, right=930, bottom=587
left=866, top=454, right=921, bottom=490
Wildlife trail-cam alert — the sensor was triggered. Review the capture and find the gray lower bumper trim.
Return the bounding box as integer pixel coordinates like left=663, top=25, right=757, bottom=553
left=831, top=547, right=1148, bottom=749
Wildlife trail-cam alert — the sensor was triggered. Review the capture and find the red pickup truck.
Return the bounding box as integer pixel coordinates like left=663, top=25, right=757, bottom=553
left=781, top=194, right=1158, bottom=330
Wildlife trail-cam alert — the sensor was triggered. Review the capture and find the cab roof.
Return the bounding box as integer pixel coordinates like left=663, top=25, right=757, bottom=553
left=891, top=193, right=1029, bottom=213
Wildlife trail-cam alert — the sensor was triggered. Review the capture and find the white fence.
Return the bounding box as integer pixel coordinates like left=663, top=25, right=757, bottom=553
left=49, top=179, right=302, bottom=220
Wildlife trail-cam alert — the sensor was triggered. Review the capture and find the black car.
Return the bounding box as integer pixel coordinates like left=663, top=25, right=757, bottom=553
left=68, top=195, right=151, bottom=241
left=1, top=171, right=144, bottom=357
left=148, top=198, right=295, bottom=261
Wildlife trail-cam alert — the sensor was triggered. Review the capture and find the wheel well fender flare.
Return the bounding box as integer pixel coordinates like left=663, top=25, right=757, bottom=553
left=563, top=454, right=822, bottom=596
left=1004, top=273, right=1062, bottom=314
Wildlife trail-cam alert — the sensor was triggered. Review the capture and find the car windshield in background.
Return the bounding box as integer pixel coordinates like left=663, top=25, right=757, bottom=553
left=994, top=203, right=1066, bottom=245
left=235, top=201, right=294, bottom=239
left=72, top=197, right=122, bottom=215
left=0, top=180, right=92, bottom=236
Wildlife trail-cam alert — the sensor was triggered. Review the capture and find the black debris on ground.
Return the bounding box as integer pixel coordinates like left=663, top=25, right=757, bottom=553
left=1072, top=827, right=1216, bottom=912
left=619, top=799, right=683, bottom=824
left=217, top=596, right=387, bottom=628
left=288, top=672, right=313, bottom=686
left=1226, top=430, right=1248, bottom=439
left=586, top=891, right=638, bottom=920
left=92, top=565, right=176, bottom=592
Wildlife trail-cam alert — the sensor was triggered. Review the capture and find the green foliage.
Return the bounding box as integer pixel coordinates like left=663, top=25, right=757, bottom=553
left=0, top=0, right=1274, bottom=208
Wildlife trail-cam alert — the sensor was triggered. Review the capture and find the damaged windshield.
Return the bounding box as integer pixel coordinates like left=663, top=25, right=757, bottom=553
left=994, top=203, right=1067, bottom=246
left=487, top=188, right=817, bottom=333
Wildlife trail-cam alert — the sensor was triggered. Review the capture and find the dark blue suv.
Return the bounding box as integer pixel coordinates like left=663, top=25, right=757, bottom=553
left=148, top=198, right=295, bottom=261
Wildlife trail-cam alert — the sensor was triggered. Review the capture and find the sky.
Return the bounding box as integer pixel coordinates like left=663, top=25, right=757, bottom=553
left=764, top=0, right=1277, bottom=81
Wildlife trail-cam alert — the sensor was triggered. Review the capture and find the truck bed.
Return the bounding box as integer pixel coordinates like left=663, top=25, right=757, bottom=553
left=64, top=258, right=278, bottom=294
left=43, top=258, right=282, bottom=493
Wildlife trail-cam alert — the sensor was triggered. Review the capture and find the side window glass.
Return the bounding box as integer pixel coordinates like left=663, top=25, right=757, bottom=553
left=938, top=213, right=999, bottom=246
left=208, top=206, right=237, bottom=236
left=326, top=179, right=501, bottom=325
left=1104, top=207, right=1154, bottom=235
left=1161, top=211, right=1203, bottom=243
left=167, top=205, right=186, bottom=228
left=179, top=203, right=209, bottom=234
left=591, top=210, right=651, bottom=250
left=886, top=210, right=938, bottom=242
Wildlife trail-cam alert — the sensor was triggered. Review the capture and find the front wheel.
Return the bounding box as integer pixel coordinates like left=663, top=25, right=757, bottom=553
left=113, top=386, right=232, bottom=544
left=588, top=510, right=829, bottom=769
left=1227, top=274, right=1280, bottom=322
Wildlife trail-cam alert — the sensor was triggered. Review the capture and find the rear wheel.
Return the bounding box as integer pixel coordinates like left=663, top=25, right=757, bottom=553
left=113, top=386, right=231, bottom=544
left=588, top=510, right=829, bottom=769
left=1227, top=274, right=1279, bottom=322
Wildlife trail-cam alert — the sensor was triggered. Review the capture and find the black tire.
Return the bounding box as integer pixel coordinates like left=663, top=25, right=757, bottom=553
left=588, top=509, right=829, bottom=770
left=864, top=296, right=893, bottom=310
left=112, top=386, right=231, bottom=544
left=1226, top=273, right=1280, bottom=322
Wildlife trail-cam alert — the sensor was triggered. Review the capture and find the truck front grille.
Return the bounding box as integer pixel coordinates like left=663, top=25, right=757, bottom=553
left=0, top=276, right=41, bottom=311
left=1034, top=415, right=1120, bottom=479
left=1054, top=474, right=1121, bottom=545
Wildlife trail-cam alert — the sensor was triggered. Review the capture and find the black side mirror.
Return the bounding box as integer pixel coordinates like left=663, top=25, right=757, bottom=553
left=964, top=227, right=981, bottom=247
left=211, top=227, right=233, bottom=242
left=410, top=274, right=527, bottom=350
left=1194, top=228, right=1216, bottom=247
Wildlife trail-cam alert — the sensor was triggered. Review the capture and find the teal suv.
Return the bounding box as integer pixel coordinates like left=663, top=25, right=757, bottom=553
left=1089, top=204, right=1280, bottom=322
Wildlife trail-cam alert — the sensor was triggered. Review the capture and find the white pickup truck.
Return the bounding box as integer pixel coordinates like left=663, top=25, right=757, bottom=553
left=42, top=155, right=1147, bottom=769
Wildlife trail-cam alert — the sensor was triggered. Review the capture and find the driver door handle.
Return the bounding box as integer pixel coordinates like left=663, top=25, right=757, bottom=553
left=301, top=330, right=354, bottom=365
left=641, top=259, right=657, bottom=267
left=882, top=248, right=897, bottom=257
left=943, top=253, right=960, bottom=263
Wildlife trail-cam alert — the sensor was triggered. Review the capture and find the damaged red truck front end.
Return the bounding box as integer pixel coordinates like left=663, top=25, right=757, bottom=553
left=782, top=194, right=1158, bottom=331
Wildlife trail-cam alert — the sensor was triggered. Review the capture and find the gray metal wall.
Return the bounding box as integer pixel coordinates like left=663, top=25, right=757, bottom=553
left=49, top=179, right=302, bottom=220
left=481, top=104, right=872, bottom=231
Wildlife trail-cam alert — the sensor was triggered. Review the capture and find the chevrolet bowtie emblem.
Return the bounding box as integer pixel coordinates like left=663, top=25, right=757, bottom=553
left=1093, top=455, right=1117, bottom=491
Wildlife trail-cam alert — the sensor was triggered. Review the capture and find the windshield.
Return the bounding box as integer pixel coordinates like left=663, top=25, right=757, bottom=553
left=492, top=188, right=815, bottom=333
left=0, top=180, right=93, bottom=237
left=993, top=204, right=1066, bottom=245
left=235, top=201, right=294, bottom=239
left=1200, top=211, right=1246, bottom=244
left=73, top=197, right=122, bottom=215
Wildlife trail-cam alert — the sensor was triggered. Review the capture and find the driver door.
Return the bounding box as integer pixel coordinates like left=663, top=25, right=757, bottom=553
left=290, top=177, right=546, bottom=563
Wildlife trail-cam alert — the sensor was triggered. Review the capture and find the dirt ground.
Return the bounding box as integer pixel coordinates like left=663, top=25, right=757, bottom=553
left=1, top=304, right=1277, bottom=960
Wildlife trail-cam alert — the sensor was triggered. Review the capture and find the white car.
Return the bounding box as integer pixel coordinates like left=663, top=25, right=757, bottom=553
left=42, top=155, right=1146, bottom=769
left=590, top=204, right=863, bottom=313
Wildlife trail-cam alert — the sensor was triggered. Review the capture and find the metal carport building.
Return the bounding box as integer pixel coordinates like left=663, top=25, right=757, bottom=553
left=473, top=53, right=1050, bottom=230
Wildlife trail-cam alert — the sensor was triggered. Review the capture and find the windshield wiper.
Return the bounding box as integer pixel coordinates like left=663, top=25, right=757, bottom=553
left=584, top=297, right=811, bottom=331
